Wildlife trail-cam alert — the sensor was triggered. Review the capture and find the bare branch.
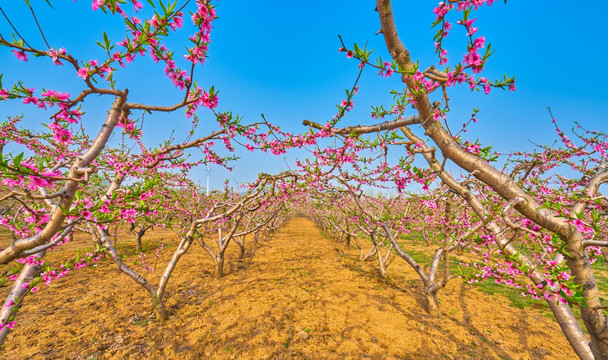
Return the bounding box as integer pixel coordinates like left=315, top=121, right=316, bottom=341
left=303, top=114, right=420, bottom=135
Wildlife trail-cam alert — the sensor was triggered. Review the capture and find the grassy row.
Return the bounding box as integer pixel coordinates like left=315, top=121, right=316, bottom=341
left=329, top=228, right=608, bottom=323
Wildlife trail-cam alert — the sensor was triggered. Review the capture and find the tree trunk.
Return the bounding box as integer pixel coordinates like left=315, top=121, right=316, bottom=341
left=213, top=254, right=224, bottom=279
left=90, top=231, right=102, bottom=248
left=235, top=236, right=245, bottom=258
left=362, top=244, right=376, bottom=261
left=153, top=236, right=193, bottom=322
left=546, top=297, right=596, bottom=360
left=375, top=244, right=388, bottom=277
left=424, top=288, right=440, bottom=317
left=151, top=292, right=168, bottom=321
left=0, top=251, right=46, bottom=347
left=373, top=2, right=606, bottom=355
left=136, top=230, right=144, bottom=253
left=345, top=233, right=351, bottom=248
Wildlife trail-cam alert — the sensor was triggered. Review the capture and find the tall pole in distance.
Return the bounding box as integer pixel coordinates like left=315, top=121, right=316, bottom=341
left=206, top=163, right=210, bottom=196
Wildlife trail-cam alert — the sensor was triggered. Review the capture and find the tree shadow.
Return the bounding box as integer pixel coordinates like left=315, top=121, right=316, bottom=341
left=455, top=284, right=545, bottom=359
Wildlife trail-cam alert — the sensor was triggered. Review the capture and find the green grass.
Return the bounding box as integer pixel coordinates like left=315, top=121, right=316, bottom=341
left=336, top=226, right=608, bottom=329
left=394, top=235, right=554, bottom=312
left=470, top=279, right=545, bottom=309
left=133, top=319, right=148, bottom=326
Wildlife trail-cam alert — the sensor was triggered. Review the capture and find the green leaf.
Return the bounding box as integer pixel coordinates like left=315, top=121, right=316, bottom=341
left=168, top=0, right=176, bottom=13
left=13, top=152, right=24, bottom=167
left=103, top=32, right=111, bottom=50
left=482, top=43, right=494, bottom=61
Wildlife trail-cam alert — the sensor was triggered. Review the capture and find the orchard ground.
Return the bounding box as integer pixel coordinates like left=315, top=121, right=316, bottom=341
left=0, top=218, right=578, bottom=359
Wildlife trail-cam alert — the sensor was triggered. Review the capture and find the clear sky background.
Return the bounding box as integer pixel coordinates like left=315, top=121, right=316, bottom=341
left=0, top=1, right=606, bottom=190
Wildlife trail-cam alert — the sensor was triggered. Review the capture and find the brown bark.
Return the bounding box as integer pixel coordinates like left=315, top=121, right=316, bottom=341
left=424, top=289, right=440, bottom=317
left=383, top=224, right=448, bottom=315
left=0, top=94, right=127, bottom=264
left=253, top=231, right=260, bottom=247
left=151, top=293, right=168, bottom=321
left=98, top=224, right=194, bottom=321
left=213, top=254, right=224, bottom=279
left=0, top=250, right=46, bottom=347
left=374, top=243, right=389, bottom=277
left=132, top=224, right=151, bottom=253
left=375, top=1, right=599, bottom=357
left=234, top=236, right=246, bottom=258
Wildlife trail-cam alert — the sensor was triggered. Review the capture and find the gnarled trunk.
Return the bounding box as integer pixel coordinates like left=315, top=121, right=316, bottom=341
left=135, top=229, right=144, bottom=253
left=375, top=1, right=604, bottom=356
left=253, top=231, right=260, bottom=247
left=151, top=292, right=168, bottom=321
left=234, top=236, right=246, bottom=258
left=0, top=251, right=46, bottom=347
left=375, top=243, right=389, bottom=277
left=213, top=254, right=225, bottom=279
left=424, top=288, right=440, bottom=317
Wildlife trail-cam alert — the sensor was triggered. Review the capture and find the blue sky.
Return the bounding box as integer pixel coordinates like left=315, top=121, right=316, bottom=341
left=1, top=1, right=606, bottom=190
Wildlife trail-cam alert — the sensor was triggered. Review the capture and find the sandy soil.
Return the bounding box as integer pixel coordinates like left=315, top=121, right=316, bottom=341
left=0, top=217, right=575, bottom=359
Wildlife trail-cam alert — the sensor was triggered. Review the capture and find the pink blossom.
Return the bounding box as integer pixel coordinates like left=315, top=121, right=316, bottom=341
left=82, top=210, right=93, bottom=221
left=432, top=2, right=452, bottom=20
left=11, top=50, right=28, bottom=62
left=473, top=37, right=485, bottom=49
left=463, top=51, right=482, bottom=67
left=28, top=176, right=51, bottom=190
left=77, top=68, right=89, bottom=80
left=148, top=14, right=160, bottom=28
left=99, top=204, right=110, bottom=214
left=433, top=108, right=446, bottom=121
left=91, top=0, right=104, bottom=11
left=48, top=122, right=73, bottom=145
left=132, top=0, right=143, bottom=12
left=201, top=92, right=218, bottom=109
left=139, top=190, right=153, bottom=201
left=172, top=13, right=184, bottom=29
left=384, top=62, right=394, bottom=77
left=46, top=48, right=66, bottom=66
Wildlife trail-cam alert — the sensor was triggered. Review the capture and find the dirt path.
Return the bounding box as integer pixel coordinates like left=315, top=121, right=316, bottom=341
left=1, top=217, right=574, bottom=359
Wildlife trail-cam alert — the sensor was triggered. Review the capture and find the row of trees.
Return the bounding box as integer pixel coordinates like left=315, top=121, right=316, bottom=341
left=296, top=1, right=607, bottom=358
left=0, top=1, right=606, bottom=359
left=0, top=0, right=300, bottom=346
